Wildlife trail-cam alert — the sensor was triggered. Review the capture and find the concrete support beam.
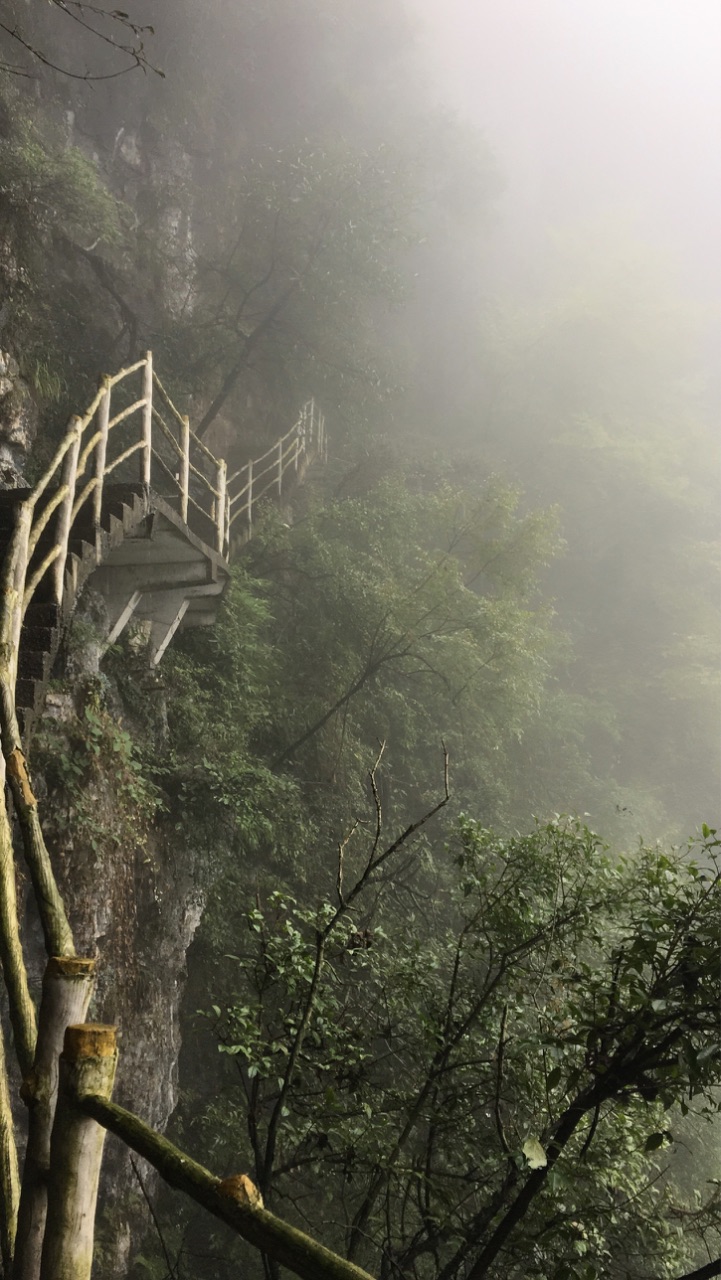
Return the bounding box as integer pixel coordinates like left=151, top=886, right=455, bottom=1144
left=105, top=591, right=142, bottom=649
left=148, top=597, right=191, bottom=666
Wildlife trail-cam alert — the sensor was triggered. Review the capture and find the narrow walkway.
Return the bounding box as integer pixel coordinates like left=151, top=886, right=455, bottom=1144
left=0, top=353, right=326, bottom=734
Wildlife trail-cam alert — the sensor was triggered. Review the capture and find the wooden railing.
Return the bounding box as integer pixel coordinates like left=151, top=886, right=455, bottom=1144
left=228, top=398, right=326, bottom=533
left=0, top=352, right=325, bottom=687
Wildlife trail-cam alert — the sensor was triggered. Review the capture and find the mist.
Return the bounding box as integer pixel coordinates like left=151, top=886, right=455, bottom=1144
left=409, top=0, right=721, bottom=308
left=0, top=2, right=719, bottom=1273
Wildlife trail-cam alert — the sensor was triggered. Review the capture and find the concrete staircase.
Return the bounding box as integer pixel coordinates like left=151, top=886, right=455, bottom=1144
left=0, top=353, right=326, bottom=739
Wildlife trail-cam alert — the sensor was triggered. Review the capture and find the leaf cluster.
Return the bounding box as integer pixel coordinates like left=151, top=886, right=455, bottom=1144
left=194, top=818, right=720, bottom=1280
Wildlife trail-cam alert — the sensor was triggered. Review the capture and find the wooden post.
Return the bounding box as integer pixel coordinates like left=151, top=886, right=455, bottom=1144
left=40, top=1025, right=117, bottom=1280
left=0, top=1018, right=19, bottom=1275
left=180, top=416, right=190, bottom=522
left=247, top=458, right=254, bottom=531
left=75, top=1093, right=376, bottom=1280
left=309, top=398, right=315, bottom=449
left=0, top=773, right=35, bottom=1080
left=8, top=503, right=32, bottom=667
left=92, top=380, right=111, bottom=529
left=277, top=438, right=283, bottom=497
left=216, top=459, right=227, bottom=553
left=141, top=351, right=152, bottom=487
left=14, top=959, right=95, bottom=1280
left=3, top=741, right=75, bottom=961
left=53, top=420, right=81, bottom=608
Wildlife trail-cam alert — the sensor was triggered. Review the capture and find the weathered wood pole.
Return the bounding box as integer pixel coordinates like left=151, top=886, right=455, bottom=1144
left=141, top=352, right=152, bottom=486
left=2, top=737, right=74, bottom=960
left=216, top=458, right=227, bottom=552
left=52, top=421, right=81, bottom=607
left=247, top=457, right=254, bottom=530
left=180, top=415, right=190, bottom=522
left=13, top=959, right=95, bottom=1280
left=0, top=1015, right=20, bottom=1273
left=77, top=1091, right=375, bottom=1280
left=39, top=1025, right=117, bottom=1280
left=0, top=769, right=36, bottom=1078
left=92, top=381, right=111, bottom=530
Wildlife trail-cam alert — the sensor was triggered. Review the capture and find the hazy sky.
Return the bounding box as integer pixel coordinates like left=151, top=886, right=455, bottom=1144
left=408, top=0, right=721, bottom=300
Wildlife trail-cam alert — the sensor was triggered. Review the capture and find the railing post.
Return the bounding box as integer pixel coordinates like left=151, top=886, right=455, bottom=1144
left=216, top=459, right=227, bottom=553
left=40, top=1025, right=117, bottom=1280
left=180, top=416, right=190, bottom=522
left=53, top=419, right=82, bottom=607
left=141, top=351, right=152, bottom=487
left=92, top=378, right=111, bottom=528
left=309, top=398, right=315, bottom=449
left=247, top=458, right=254, bottom=531
left=277, top=438, right=283, bottom=497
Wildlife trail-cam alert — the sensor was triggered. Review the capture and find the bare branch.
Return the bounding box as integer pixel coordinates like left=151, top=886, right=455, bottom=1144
left=494, top=1005, right=511, bottom=1155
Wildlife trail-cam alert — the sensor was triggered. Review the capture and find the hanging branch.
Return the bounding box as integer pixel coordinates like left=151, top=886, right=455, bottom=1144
left=0, top=2, right=163, bottom=81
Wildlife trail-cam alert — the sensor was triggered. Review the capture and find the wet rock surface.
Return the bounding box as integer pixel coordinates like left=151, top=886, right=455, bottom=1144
left=0, top=350, right=36, bottom=486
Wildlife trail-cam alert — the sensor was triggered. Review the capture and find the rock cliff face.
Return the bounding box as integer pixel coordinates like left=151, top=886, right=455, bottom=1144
left=0, top=17, right=214, bottom=1268
left=33, top=668, right=205, bottom=1275
left=0, top=349, right=36, bottom=486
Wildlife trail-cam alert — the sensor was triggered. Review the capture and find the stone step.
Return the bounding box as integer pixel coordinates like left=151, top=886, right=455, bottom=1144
left=24, top=602, right=61, bottom=629
left=17, top=648, right=52, bottom=682
left=20, top=624, right=57, bottom=652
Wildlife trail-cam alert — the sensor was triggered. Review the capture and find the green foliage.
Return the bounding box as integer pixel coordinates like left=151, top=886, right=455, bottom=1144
left=190, top=818, right=720, bottom=1279
left=245, top=473, right=560, bottom=826
left=0, top=116, right=123, bottom=248
left=35, top=681, right=161, bottom=857
left=0, top=92, right=131, bottom=416
left=160, top=570, right=311, bottom=894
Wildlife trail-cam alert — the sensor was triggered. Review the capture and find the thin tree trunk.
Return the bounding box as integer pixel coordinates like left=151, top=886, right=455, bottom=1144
left=272, top=645, right=411, bottom=770
left=196, top=282, right=300, bottom=439
left=671, top=1262, right=721, bottom=1280
left=464, top=1087, right=598, bottom=1280
left=40, top=1025, right=117, bottom=1280
left=14, top=959, right=96, bottom=1280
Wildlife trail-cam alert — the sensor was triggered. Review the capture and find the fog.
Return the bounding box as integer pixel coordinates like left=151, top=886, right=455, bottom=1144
left=409, top=0, right=721, bottom=310
left=1, top=2, right=720, bottom=1273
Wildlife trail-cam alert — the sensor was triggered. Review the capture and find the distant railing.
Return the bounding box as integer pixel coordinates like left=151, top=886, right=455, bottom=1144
left=0, top=352, right=326, bottom=687
left=228, top=399, right=326, bottom=533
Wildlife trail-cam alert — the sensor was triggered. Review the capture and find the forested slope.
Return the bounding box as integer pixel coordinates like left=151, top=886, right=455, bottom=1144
left=0, top=2, right=718, bottom=1276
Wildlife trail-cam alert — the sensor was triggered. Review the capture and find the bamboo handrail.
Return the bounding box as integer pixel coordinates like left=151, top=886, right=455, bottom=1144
left=107, top=358, right=146, bottom=388
left=2, top=358, right=325, bottom=671
left=103, top=439, right=146, bottom=477
left=151, top=408, right=185, bottom=459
